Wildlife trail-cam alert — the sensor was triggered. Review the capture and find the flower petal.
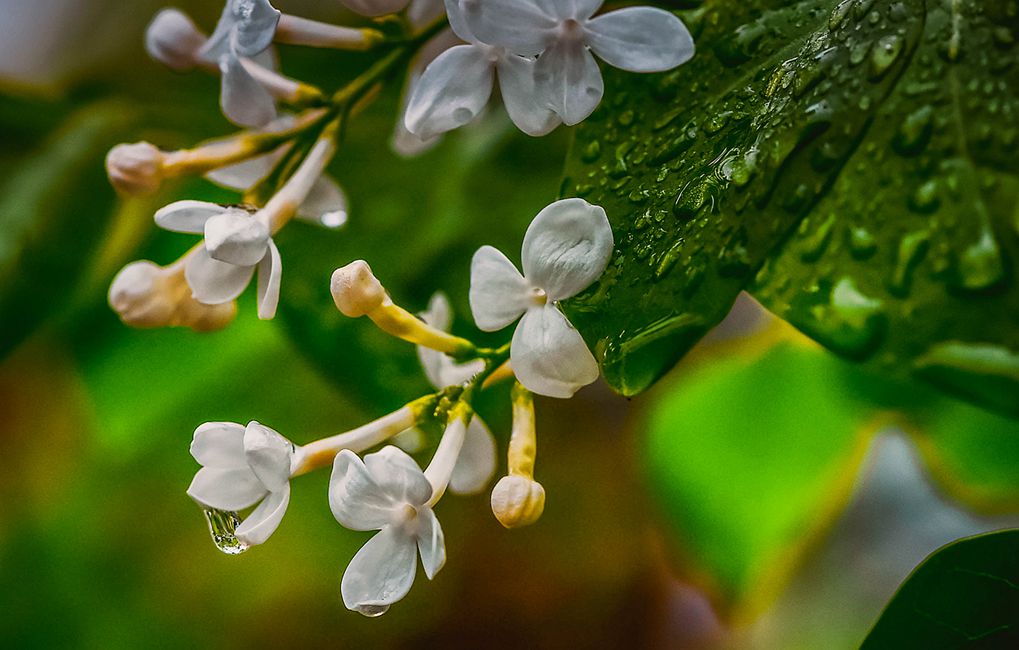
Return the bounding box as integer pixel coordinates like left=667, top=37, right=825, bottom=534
left=534, top=40, right=603, bottom=126
left=297, top=176, right=348, bottom=229
left=256, top=240, right=282, bottom=319
left=187, top=466, right=266, bottom=510
left=235, top=485, right=290, bottom=546
left=421, top=291, right=453, bottom=332
left=154, top=200, right=226, bottom=234
left=330, top=450, right=401, bottom=531
left=145, top=8, right=207, bottom=72
left=469, top=245, right=533, bottom=331
left=392, top=28, right=459, bottom=157
left=205, top=149, right=283, bottom=191
left=442, top=0, right=474, bottom=42
left=404, top=44, right=495, bottom=140
left=511, top=305, right=599, bottom=398
left=364, top=446, right=433, bottom=507
left=521, top=198, right=613, bottom=301
left=243, top=421, right=292, bottom=492
left=341, top=525, right=418, bottom=614
left=185, top=245, right=256, bottom=305
left=408, top=0, right=447, bottom=31
left=220, top=55, right=277, bottom=127
left=230, top=0, right=281, bottom=57
left=416, top=508, right=446, bottom=579
left=204, top=210, right=270, bottom=267
left=496, top=54, right=562, bottom=136
left=190, top=422, right=247, bottom=468
left=449, top=417, right=497, bottom=495
left=585, top=7, right=695, bottom=73
left=461, top=0, right=558, bottom=56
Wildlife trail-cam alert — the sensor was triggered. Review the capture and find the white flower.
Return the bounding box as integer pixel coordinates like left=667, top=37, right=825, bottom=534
left=329, top=446, right=446, bottom=616
left=197, top=0, right=283, bottom=127
left=187, top=421, right=295, bottom=546
left=416, top=293, right=496, bottom=495
left=469, top=198, right=613, bottom=398
left=403, top=0, right=560, bottom=139
left=154, top=200, right=282, bottom=319
left=340, top=0, right=412, bottom=17
left=145, top=8, right=209, bottom=72
left=461, top=0, right=695, bottom=125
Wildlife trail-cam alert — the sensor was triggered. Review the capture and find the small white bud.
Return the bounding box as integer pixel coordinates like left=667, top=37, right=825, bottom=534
left=108, top=261, right=178, bottom=328
left=331, top=261, right=387, bottom=317
left=145, top=8, right=207, bottom=72
left=490, top=475, right=545, bottom=529
left=106, top=142, right=165, bottom=196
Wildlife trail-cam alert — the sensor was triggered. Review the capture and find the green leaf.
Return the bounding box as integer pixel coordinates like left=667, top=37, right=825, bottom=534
left=0, top=99, right=143, bottom=359
left=644, top=337, right=1019, bottom=616
left=861, top=529, right=1019, bottom=649
left=562, top=0, right=1019, bottom=417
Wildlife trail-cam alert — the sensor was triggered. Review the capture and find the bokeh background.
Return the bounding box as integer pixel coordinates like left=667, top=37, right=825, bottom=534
left=2, top=1, right=1018, bottom=648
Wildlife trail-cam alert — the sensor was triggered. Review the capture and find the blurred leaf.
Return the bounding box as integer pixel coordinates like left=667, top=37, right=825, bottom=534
left=561, top=0, right=1019, bottom=418
left=277, top=103, right=568, bottom=411
left=644, top=342, right=875, bottom=617
left=644, top=338, right=1019, bottom=618
left=0, top=99, right=141, bottom=358
left=861, top=529, right=1019, bottom=649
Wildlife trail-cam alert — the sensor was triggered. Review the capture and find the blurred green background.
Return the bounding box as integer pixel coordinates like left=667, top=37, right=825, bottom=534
left=2, top=1, right=1018, bottom=648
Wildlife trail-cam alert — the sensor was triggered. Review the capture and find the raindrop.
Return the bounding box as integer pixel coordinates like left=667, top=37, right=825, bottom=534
left=869, top=34, right=903, bottom=80
left=204, top=509, right=249, bottom=555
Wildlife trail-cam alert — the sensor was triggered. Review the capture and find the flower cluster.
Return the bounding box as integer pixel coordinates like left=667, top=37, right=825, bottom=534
left=102, top=0, right=695, bottom=618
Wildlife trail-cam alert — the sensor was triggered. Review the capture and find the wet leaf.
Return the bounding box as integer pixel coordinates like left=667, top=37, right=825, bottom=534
left=562, top=0, right=1019, bottom=417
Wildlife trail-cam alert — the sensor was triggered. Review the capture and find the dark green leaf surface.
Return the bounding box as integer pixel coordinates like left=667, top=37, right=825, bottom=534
left=861, top=529, right=1019, bottom=649
left=563, top=0, right=1019, bottom=416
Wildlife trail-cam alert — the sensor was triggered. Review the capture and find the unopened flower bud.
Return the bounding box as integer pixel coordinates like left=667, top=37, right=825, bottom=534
left=490, top=475, right=545, bottom=529
left=106, top=142, right=165, bottom=196
left=145, top=8, right=207, bottom=72
left=331, top=260, right=387, bottom=317
left=108, top=261, right=178, bottom=328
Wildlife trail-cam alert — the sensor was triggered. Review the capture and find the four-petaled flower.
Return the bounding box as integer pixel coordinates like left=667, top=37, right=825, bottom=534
left=155, top=200, right=282, bottom=319
left=416, top=293, right=496, bottom=494
left=462, top=0, right=695, bottom=125
left=187, top=421, right=295, bottom=546
left=198, top=0, right=282, bottom=126
left=329, top=445, right=447, bottom=616
left=405, top=0, right=559, bottom=139
left=470, top=198, right=613, bottom=398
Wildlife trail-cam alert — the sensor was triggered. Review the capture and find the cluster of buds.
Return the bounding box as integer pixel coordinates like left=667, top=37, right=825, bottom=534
left=100, top=0, right=695, bottom=618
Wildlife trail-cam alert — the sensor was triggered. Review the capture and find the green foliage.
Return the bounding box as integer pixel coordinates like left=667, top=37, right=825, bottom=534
left=861, top=529, right=1019, bottom=649
left=562, top=0, right=1019, bottom=417
left=644, top=339, right=1019, bottom=615
left=0, top=99, right=142, bottom=358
